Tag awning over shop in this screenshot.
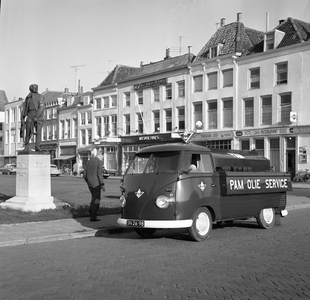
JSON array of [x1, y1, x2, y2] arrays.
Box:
[[52, 155, 75, 160], [78, 144, 95, 154]]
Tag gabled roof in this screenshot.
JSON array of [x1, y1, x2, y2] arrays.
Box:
[[98, 65, 138, 87], [194, 21, 264, 62], [98, 53, 195, 87], [0, 90, 9, 111], [42, 90, 71, 105], [245, 17, 310, 55]]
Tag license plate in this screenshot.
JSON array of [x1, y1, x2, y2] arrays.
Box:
[[126, 220, 145, 227]]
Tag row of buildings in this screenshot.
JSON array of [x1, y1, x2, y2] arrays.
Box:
[[1, 13, 310, 178]]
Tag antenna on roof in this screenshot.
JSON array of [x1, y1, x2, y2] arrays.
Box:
[[70, 65, 85, 93]]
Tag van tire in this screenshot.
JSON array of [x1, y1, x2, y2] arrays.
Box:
[[135, 228, 156, 238], [256, 208, 275, 229], [188, 207, 212, 242]]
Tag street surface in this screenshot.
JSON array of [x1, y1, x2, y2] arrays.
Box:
[[0, 208, 309, 300]]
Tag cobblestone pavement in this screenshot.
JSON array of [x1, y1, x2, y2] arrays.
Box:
[[0, 208, 309, 300]]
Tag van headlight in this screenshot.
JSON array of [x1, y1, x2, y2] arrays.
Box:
[[155, 195, 175, 209], [120, 195, 126, 208]]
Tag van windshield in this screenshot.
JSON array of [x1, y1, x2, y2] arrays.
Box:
[[126, 152, 180, 174]]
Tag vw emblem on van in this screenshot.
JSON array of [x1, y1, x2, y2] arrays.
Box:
[[135, 188, 144, 198], [198, 181, 206, 191]]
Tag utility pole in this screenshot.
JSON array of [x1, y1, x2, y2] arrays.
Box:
[[70, 65, 85, 93]]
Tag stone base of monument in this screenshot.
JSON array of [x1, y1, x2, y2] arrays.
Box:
[[0, 153, 68, 212]]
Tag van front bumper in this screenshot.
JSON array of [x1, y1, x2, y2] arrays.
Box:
[[117, 218, 193, 229]]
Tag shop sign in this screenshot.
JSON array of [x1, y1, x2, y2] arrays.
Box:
[[138, 135, 161, 141], [235, 131, 243, 137], [191, 131, 234, 141], [240, 127, 294, 137], [134, 78, 167, 90]]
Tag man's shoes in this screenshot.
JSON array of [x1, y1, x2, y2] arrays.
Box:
[[90, 218, 101, 222]]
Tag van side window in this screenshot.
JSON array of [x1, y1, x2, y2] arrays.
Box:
[[201, 154, 213, 172]]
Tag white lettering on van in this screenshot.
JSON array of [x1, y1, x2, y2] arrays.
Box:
[[230, 179, 244, 190], [265, 178, 288, 189], [246, 179, 261, 190]]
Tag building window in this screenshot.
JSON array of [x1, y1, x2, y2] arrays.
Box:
[[53, 108, 57, 118], [111, 115, 117, 136], [255, 139, 264, 156], [280, 93, 291, 123], [53, 125, 57, 140], [137, 90, 143, 105], [223, 98, 233, 128], [153, 111, 160, 132], [250, 68, 260, 89], [207, 72, 217, 90], [193, 75, 203, 92], [87, 129, 92, 144], [165, 84, 172, 100], [60, 120, 65, 139], [95, 98, 101, 109], [11, 108, 16, 122], [210, 44, 223, 58], [276, 62, 288, 85], [103, 96, 109, 108], [125, 114, 130, 135], [153, 87, 160, 102], [66, 119, 71, 138], [207, 140, 231, 149], [223, 69, 233, 87], [193, 102, 202, 125], [81, 112, 85, 125], [96, 117, 102, 137], [165, 109, 172, 131], [177, 81, 185, 98], [208, 101, 217, 129], [47, 108, 52, 120], [178, 106, 185, 130], [5, 110, 9, 124], [42, 127, 46, 141], [111, 95, 117, 107], [124, 92, 130, 107], [241, 140, 250, 150], [83, 95, 90, 105], [81, 129, 85, 145], [72, 119, 77, 138], [87, 111, 92, 124], [244, 98, 254, 127], [265, 31, 274, 50], [0, 123, 2, 131], [137, 113, 143, 133], [261, 96, 272, 125], [103, 116, 109, 136]]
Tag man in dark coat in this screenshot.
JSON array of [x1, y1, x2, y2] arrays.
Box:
[[21, 84, 45, 152], [84, 149, 105, 221]]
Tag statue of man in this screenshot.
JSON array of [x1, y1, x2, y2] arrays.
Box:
[[21, 84, 45, 152]]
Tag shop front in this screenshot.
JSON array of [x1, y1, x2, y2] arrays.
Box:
[[190, 131, 235, 149], [233, 126, 310, 179]]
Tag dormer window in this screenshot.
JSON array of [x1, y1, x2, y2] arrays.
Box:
[[264, 29, 285, 51], [210, 43, 223, 58]]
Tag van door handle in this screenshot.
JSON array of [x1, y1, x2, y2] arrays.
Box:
[[211, 184, 216, 187]]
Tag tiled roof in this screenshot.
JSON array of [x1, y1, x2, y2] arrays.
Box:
[[98, 53, 195, 87], [42, 90, 71, 105], [194, 22, 264, 62], [98, 65, 138, 87], [245, 17, 310, 55], [0, 90, 9, 111]]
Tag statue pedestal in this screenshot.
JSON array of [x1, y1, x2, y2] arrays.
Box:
[[0, 153, 57, 212]]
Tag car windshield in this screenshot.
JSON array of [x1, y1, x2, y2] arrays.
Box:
[[126, 151, 180, 174]]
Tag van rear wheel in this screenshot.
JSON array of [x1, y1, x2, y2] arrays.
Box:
[[135, 228, 156, 238], [256, 208, 275, 229], [188, 207, 212, 242]]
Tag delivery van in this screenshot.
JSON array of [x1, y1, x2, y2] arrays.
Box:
[[117, 143, 292, 241]]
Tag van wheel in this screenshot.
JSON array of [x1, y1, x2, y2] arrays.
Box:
[[256, 208, 275, 229], [188, 207, 212, 242], [135, 228, 156, 238]]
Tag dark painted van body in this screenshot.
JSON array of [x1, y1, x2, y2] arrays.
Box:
[[117, 143, 292, 241]]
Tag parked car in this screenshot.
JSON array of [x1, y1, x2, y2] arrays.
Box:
[[50, 164, 61, 176], [0, 163, 17, 175], [79, 166, 110, 179]]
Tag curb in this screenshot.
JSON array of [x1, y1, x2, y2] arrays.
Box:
[[0, 205, 309, 248]]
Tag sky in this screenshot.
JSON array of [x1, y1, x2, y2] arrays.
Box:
[[0, 0, 310, 102]]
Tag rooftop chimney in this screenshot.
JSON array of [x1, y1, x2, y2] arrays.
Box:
[[220, 18, 226, 27], [279, 19, 285, 25], [164, 48, 171, 60], [64, 87, 69, 93], [237, 12, 242, 22], [140, 61, 143, 67]]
